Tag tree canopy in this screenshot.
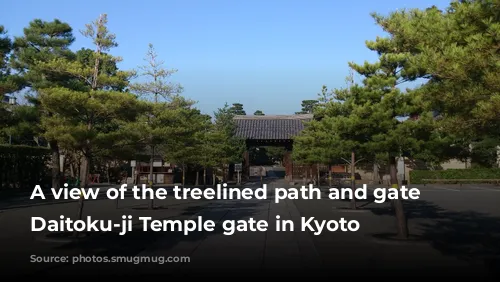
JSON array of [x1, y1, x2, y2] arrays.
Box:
[[2, 0, 498, 194]]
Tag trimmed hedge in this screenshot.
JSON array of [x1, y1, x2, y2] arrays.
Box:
[[0, 145, 51, 190], [410, 168, 500, 184]]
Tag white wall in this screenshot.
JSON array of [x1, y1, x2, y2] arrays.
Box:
[[441, 159, 468, 169]]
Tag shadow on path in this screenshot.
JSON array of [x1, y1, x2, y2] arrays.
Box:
[[369, 199, 500, 278], [31, 199, 264, 275]]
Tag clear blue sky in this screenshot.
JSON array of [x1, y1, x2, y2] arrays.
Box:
[[3, 0, 450, 116]]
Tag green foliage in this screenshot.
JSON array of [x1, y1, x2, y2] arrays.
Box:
[[371, 0, 500, 138], [0, 145, 51, 189], [294, 8, 465, 169], [158, 97, 212, 166], [0, 25, 10, 73], [11, 19, 76, 90], [0, 25, 23, 96], [5, 19, 79, 149], [295, 99, 319, 114], [6, 0, 496, 188], [39, 87, 146, 155], [228, 102, 246, 115], [197, 123, 220, 169], [253, 110, 264, 115], [470, 137, 500, 168], [410, 168, 500, 184], [3, 104, 44, 146], [73, 48, 130, 91], [25, 14, 147, 188], [254, 146, 286, 165], [0, 25, 24, 139], [249, 147, 285, 166], [36, 14, 139, 151], [130, 43, 183, 102], [293, 118, 340, 165], [212, 103, 246, 166]]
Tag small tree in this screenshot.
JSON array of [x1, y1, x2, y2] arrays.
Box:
[[212, 103, 246, 182], [265, 147, 285, 165], [192, 117, 217, 186], [295, 99, 319, 114], [162, 100, 211, 186], [130, 43, 183, 103], [229, 103, 246, 115], [130, 43, 183, 192]]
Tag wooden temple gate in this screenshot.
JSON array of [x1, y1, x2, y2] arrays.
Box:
[[233, 114, 314, 182]]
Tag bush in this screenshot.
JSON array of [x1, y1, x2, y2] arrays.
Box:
[[0, 145, 51, 190], [410, 168, 500, 184]]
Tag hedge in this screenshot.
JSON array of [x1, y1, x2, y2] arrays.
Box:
[[410, 168, 500, 184], [0, 145, 51, 190]]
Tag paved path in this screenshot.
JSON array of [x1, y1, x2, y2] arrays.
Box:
[[0, 183, 252, 210], [0, 179, 499, 278]]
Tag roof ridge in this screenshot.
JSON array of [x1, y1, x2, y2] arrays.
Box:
[[233, 114, 313, 120], [233, 116, 310, 140]]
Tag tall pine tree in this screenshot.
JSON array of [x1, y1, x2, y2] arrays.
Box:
[[371, 0, 500, 164], [314, 42, 451, 239], [36, 14, 142, 189], [10, 19, 76, 188]]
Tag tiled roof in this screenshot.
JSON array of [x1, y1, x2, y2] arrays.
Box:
[[233, 114, 313, 140]]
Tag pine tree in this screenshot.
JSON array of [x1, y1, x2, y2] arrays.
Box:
[[213, 103, 246, 182], [191, 114, 217, 186], [10, 19, 76, 188], [0, 25, 23, 97], [312, 47, 450, 239], [160, 98, 211, 186], [229, 103, 246, 115], [129, 43, 183, 203], [371, 0, 500, 157], [295, 99, 319, 114], [0, 25, 24, 144], [130, 43, 183, 103], [36, 14, 142, 189]]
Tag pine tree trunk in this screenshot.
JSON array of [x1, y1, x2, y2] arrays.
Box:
[[317, 163, 320, 186], [182, 164, 186, 186], [77, 163, 81, 182], [203, 168, 207, 189], [303, 167, 306, 186], [309, 167, 313, 183], [73, 196, 85, 237], [328, 165, 332, 187], [76, 153, 89, 237], [50, 140, 60, 189], [224, 166, 227, 183], [212, 171, 216, 187], [79, 156, 89, 189], [195, 170, 199, 186], [390, 156, 409, 239], [106, 162, 111, 184], [350, 151, 357, 209]]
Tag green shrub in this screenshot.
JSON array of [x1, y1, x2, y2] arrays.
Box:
[[410, 168, 500, 184], [0, 145, 51, 190]]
